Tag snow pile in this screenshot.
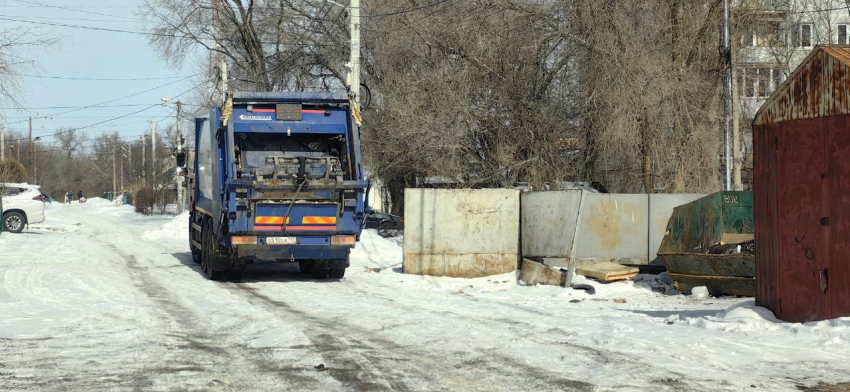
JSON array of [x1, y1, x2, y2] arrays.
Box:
[[143, 211, 189, 241], [716, 301, 781, 324], [691, 286, 710, 300]]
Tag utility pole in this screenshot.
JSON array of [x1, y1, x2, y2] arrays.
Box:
[[221, 61, 228, 103], [141, 135, 146, 186], [1, 126, 5, 161], [150, 117, 157, 187], [726, 1, 742, 191], [723, 0, 732, 191], [112, 143, 117, 202], [349, 0, 361, 105], [121, 145, 129, 193], [176, 101, 184, 215], [28, 117, 33, 182]]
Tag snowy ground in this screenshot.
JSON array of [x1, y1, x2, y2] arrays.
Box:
[[1, 199, 849, 391]]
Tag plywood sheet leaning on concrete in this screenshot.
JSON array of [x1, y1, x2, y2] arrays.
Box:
[[403, 189, 520, 278], [576, 262, 639, 283]]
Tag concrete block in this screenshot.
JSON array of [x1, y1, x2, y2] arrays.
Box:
[[521, 191, 582, 258], [519, 259, 571, 287], [574, 194, 649, 263], [403, 189, 519, 278]]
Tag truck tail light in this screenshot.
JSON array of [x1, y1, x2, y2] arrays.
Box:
[[231, 236, 257, 245], [331, 235, 356, 245]]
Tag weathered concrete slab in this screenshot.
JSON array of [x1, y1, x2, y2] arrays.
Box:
[[574, 194, 649, 264], [521, 191, 582, 258], [403, 189, 519, 278], [519, 259, 570, 287]]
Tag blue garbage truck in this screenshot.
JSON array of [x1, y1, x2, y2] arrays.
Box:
[[189, 92, 368, 280]]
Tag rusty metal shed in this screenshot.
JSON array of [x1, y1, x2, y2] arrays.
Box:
[[753, 45, 850, 322]]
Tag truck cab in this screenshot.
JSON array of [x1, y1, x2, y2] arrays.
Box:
[[190, 92, 367, 280]]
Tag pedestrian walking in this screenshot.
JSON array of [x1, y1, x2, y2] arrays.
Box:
[[66, 190, 73, 204], [77, 191, 83, 202]]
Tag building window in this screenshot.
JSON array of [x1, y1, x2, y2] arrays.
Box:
[[839, 24, 849, 44], [772, 69, 783, 92], [741, 27, 756, 47], [739, 68, 784, 99], [794, 23, 813, 47], [745, 69, 756, 98], [758, 68, 771, 97]]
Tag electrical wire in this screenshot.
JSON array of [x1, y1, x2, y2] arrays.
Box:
[[0, 103, 164, 110], [12, 0, 136, 20], [2, 76, 199, 126], [3, 80, 205, 143], [13, 73, 191, 81], [0, 16, 339, 47]]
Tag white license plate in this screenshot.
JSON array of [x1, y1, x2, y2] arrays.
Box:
[[266, 237, 296, 245]]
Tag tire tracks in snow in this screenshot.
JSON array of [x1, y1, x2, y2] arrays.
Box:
[[231, 283, 597, 392], [97, 240, 323, 391]]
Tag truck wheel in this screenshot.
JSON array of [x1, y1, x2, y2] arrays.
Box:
[[202, 220, 225, 281], [311, 266, 329, 279], [328, 267, 346, 280], [200, 220, 211, 276], [191, 248, 201, 264], [299, 260, 312, 274], [3, 212, 25, 233]]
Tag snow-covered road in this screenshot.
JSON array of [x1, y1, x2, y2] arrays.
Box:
[[1, 199, 849, 391]]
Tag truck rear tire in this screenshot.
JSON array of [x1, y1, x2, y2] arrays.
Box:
[[201, 219, 225, 281], [299, 260, 312, 274], [310, 265, 329, 279], [328, 267, 346, 279]]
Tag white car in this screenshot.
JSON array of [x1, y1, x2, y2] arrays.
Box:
[[1, 183, 46, 233]]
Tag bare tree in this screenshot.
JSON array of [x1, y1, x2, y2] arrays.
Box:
[[574, 0, 725, 193]]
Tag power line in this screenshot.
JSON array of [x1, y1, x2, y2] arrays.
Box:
[[2, 76, 200, 125], [0, 16, 339, 47], [13, 73, 190, 81], [13, 0, 136, 21], [1, 14, 133, 23], [3, 80, 205, 143], [0, 103, 165, 110]]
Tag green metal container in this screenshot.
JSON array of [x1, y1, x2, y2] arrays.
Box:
[[658, 192, 755, 296]]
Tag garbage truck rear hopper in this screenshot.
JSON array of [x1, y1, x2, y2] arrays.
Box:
[[189, 92, 368, 280]]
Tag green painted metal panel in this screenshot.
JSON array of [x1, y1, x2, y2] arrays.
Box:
[[658, 191, 753, 254]]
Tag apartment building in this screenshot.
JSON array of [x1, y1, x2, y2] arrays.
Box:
[[735, 0, 849, 188]]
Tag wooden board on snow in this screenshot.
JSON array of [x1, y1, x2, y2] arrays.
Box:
[[576, 262, 639, 283]]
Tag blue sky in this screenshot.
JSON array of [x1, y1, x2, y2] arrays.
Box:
[[0, 0, 203, 147]]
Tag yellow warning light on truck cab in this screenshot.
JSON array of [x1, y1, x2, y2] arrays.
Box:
[[231, 236, 257, 245], [331, 235, 356, 245]]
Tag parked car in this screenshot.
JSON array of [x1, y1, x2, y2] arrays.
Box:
[[1, 183, 46, 233], [363, 208, 401, 229]]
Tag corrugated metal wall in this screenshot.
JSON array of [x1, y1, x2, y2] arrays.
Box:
[[755, 115, 850, 322], [754, 46, 850, 322], [755, 47, 850, 126]]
